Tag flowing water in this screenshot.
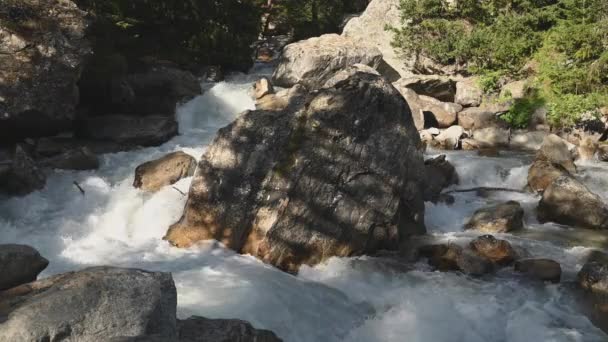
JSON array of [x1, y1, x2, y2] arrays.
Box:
[[1, 67, 608, 342]]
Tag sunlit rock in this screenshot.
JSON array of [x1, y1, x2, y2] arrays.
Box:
[[465, 201, 524, 233], [133, 151, 197, 192]]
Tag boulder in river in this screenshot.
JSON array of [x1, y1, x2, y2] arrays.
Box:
[[423, 154, 459, 202], [0, 145, 46, 196], [469, 235, 517, 265], [420, 243, 493, 276], [272, 34, 383, 90], [165, 66, 426, 272], [527, 159, 570, 193], [514, 258, 561, 283], [578, 262, 608, 296], [537, 176, 608, 229], [0, 267, 177, 341], [133, 151, 197, 192], [0, 0, 90, 142], [75, 115, 178, 147], [0, 244, 48, 291], [537, 134, 577, 174], [465, 201, 524, 233]]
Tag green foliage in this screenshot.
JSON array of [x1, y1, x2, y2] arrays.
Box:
[[501, 92, 546, 128], [393, 0, 608, 127]]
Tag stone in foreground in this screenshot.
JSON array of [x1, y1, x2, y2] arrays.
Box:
[[465, 201, 524, 233], [537, 176, 608, 229], [0, 244, 48, 291], [133, 151, 197, 192], [514, 258, 561, 283], [0, 267, 177, 341], [166, 66, 426, 272], [469, 235, 517, 265]]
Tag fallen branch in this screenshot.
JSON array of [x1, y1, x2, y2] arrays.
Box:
[[443, 187, 527, 195], [73, 181, 85, 196], [172, 186, 186, 196]]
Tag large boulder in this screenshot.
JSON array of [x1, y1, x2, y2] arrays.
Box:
[[418, 95, 461, 128], [0, 0, 90, 142], [537, 176, 608, 229], [75, 115, 178, 147], [133, 151, 197, 192], [465, 201, 524, 233], [455, 77, 483, 107], [537, 134, 577, 174], [342, 0, 410, 77], [0, 244, 48, 291], [0, 267, 177, 341], [527, 159, 570, 193], [165, 66, 426, 272], [418, 243, 493, 276], [395, 75, 457, 102], [392, 82, 425, 130], [423, 154, 459, 202], [272, 34, 383, 90], [457, 107, 499, 131], [472, 127, 510, 148], [0, 145, 46, 196]]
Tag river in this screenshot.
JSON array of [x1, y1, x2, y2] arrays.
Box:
[[1, 66, 607, 342]]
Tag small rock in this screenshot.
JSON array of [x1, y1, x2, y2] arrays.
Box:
[[538, 176, 608, 229], [435, 126, 465, 150], [133, 152, 197, 192], [457, 248, 495, 276], [469, 235, 517, 265], [0, 145, 46, 196], [598, 144, 608, 162], [420, 130, 433, 144], [253, 77, 275, 100], [256, 84, 308, 112], [514, 258, 561, 283], [0, 244, 49, 291], [420, 244, 493, 276], [200, 65, 224, 82], [461, 138, 481, 150], [578, 262, 608, 296], [477, 148, 500, 157], [427, 127, 441, 136], [465, 201, 524, 233], [40, 147, 99, 170]]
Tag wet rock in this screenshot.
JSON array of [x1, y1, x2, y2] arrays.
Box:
[[457, 107, 498, 130], [457, 248, 495, 276], [538, 176, 608, 229], [465, 201, 524, 233], [177, 316, 283, 342], [418, 95, 461, 128], [578, 136, 598, 161], [272, 34, 383, 90], [76, 115, 178, 147], [472, 127, 510, 148], [165, 66, 426, 272], [469, 235, 517, 265], [434, 126, 465, 150], [0, 267, 177, 341], [423, 155, 459, 202], [40, 147, 99, 170], [514, 258, 561, 283], [455, 77, 483, 107], [0, 244, 48, 291], [342, 0, 410, 77], [394, 75, 456, 102], [527, 159, 570, 193], [255, 84, 308, 112], [0, 0, 90, 142], [392, 82, 425, 130], [0, 145, 46, 196], [421, 244, 493, 276], [133, 151, 197, 192], [254, 77, 275, 100], [579, 262, 608, 296], [537, 134, 577, 174], [510, 130, 548, 150]]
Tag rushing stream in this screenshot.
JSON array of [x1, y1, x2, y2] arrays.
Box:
[[1, 66, 608, 342]]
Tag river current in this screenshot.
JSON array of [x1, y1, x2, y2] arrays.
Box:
[[1, 67, 607, 342]]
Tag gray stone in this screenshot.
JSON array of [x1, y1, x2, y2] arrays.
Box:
[[455, 77, 483, 107], [0, 267, 177, 342], [457, 107, 498, 130], [272, 34, 382, 90], [165, 66, 426, 272], [133, 151, 197, 192], [423, 155, 459, 202], [527, 159, 570, 193], [537, 134, 577, 174], [397, 75, 457, 103], [0, 244, 48, 291], [538, 176, 608, 229], [0, 145, 46, 196], [465, 201, 524, 233]]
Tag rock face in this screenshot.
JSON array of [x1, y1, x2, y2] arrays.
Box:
[[469, 235, 517, 265], [465, 201, 524, 233], [272, 34, 382, 90], [0, 267, 177, 341], [419, 243, 493, 276], [514, 258, 561, 283], [165, 67, 426, 272], [537, 176, 608, 229], [0, 145, 46, 196], [423, 154, 459, 202], [76, 115, 178, 147], [133, 151, 197, 192], [0, 244, 48, 291], [177, 316, 282, 342], [0, 0, 90, 141], [342, 0, 410, 77]]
